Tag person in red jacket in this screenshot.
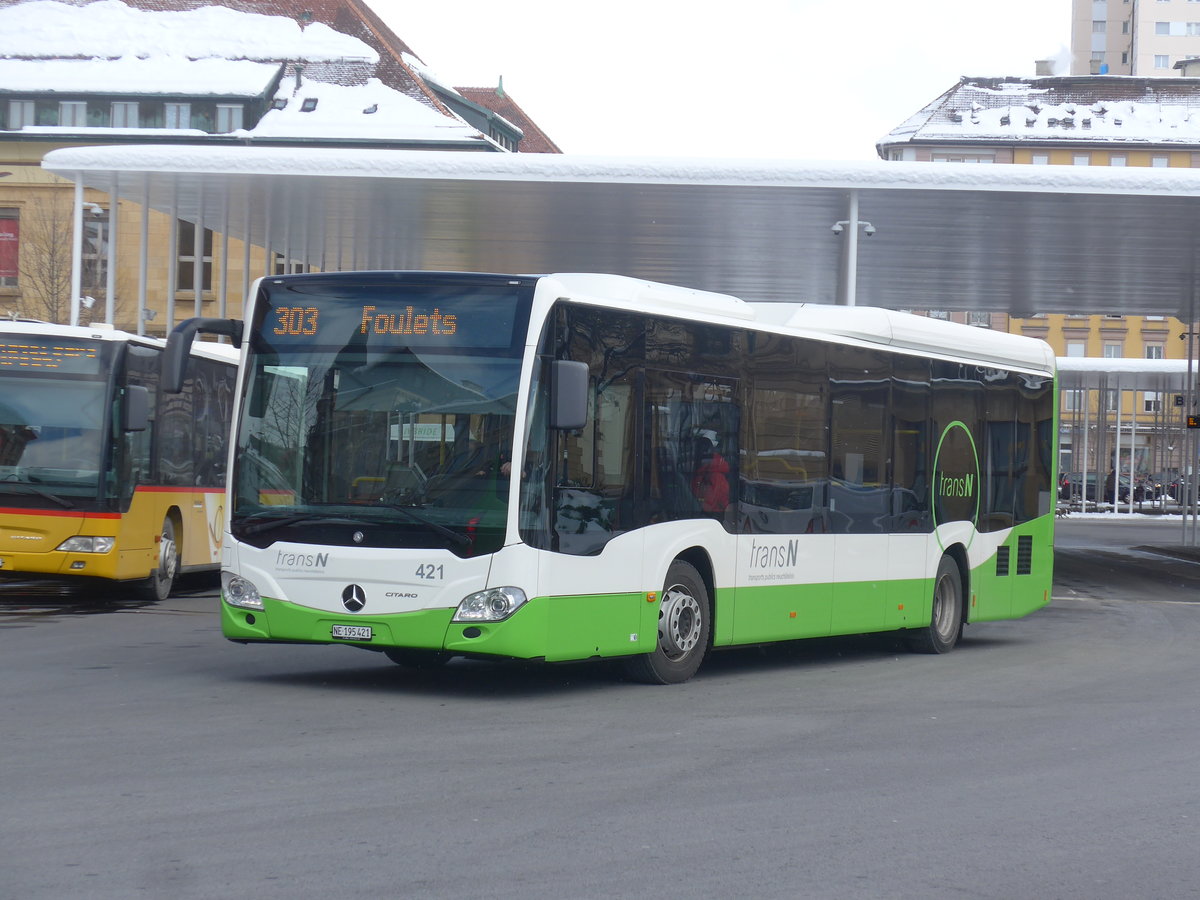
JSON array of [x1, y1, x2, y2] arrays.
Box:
[[691, 431, 730, 515]]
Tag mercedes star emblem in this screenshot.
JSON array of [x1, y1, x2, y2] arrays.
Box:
[[341, 583, 366, 612]]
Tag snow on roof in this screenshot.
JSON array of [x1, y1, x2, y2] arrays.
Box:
[[251, 76, 484, 143], [0, 0, 377, 63], [880, 75, 1200, 148], [0, 56, 281, 97], [41, 145, 1200, 197]]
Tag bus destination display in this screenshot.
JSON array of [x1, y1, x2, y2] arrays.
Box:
[[0, 339, 101, 375]]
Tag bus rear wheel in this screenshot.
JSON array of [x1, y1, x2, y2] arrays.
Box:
[[908, 555, 963, 654], [139, 516, 179, 602], [624, 560, 710, 685]]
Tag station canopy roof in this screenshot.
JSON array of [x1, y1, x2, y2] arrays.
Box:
[[41, 144, 1200, 320]]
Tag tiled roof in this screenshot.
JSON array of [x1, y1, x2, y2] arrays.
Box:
[[456, 84, 561, 154], [880, 75, 1200, 150]]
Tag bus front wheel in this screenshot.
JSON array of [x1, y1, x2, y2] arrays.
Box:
[[624, 560, 710, 685], [140, 516, 179, 602], [908, 555, 963, 654]]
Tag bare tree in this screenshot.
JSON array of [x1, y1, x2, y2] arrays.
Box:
[[15, 193, 118, 325]]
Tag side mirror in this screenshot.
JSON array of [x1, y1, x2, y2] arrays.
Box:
[[122, 384, 149, 432], [549, 360, 588, 430], [163, 317, 242, 394]]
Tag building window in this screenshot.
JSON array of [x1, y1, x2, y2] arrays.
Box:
[[1074, 154, 1090, 166], [164, 102, 191, 129], [1104, 342, 1123, 358], [58, 101, 87, 127], [1156, 21, 1171, 34], [1146, 344, 1165, 359], [968, 311, 991, 327], [1093, 20, 1106, 32], [272, 253, 308, 275], [81, 207, 109, 292], [1110, 154, 1127, 166], [1063, 390, 1084, 412], [1123, 21, 1130, 33], [931, 152, 995, 163], [0, 208, 18, 288], [1145, 392, 1162, 413], [6, 100, 34, 129], [1031, 153, 1050, 165], [1155, 54, 1171, 68], [215, 104, 243, 132], [1067, 341, 1086, 357], [1152, 155, 1170, 167], [176, 219, 212, 293], [111, 101, 138, 128], [1122, 51, 1129, 64], [928, 310, 950, 320], [1189, 22, 1200, 34]]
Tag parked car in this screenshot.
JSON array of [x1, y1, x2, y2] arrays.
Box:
[[1060, 472, 1131, 504]]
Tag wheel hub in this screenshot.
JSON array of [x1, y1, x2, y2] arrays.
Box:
[[659, 584, 702, 660]]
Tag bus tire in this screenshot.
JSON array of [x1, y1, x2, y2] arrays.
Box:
[[384, 648, 450, 669], [624, 560, 710, 685], [140, 516, 179, 602], [908, 555, 963, 654]]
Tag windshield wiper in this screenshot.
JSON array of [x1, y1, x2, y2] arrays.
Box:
[[377, 503, 472, 549], [0, 482, 74, 508], [237, 507, 471, 549], [237, 512, 321, 536]]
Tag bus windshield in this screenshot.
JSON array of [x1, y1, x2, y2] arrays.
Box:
[[233, 276, 533, 556], [0, 336, 113, 508]]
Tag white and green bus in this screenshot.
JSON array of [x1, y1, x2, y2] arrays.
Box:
[[166, 272, 1056, 683]]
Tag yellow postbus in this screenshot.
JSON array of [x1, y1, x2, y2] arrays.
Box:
[[0, 320, 237, 599]]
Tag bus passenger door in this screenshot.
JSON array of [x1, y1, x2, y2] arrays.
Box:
[[828, 346, 890, 635]]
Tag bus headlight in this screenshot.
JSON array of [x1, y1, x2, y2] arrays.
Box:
[[222, 572, 263, 610], [453, 586, 527, 622], [56, 536, 115, 553]]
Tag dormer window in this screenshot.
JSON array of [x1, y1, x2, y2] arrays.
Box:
[[7, 100, 34, 129], [111, 101, 138, 128], [165, 102, 190, 129], [216, 103, 243, 132], [300, 98, 318, 112], [59, 101, 87, 127], [271, 98, 287, 110]]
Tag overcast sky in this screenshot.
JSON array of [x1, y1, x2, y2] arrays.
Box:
[[374, 0, 1073, 160]]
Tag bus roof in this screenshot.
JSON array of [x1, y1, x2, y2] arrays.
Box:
[[543, 273, 1056, 376], [0, 320, 238, 365]]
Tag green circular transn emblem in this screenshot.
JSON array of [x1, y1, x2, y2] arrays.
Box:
[[931, 420, 980, 552]]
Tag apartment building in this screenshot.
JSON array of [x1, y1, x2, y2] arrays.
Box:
[[878, 73, 1200, 479], [1072, 0, 1200, 76]]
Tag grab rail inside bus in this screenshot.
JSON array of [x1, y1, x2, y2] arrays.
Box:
[[163, 318, 243, 394]]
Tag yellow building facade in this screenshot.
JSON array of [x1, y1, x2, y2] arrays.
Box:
[[879, 75, 1200, 480]]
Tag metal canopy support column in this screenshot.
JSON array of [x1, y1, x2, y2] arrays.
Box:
[[1108, 376, 1118, 511], [842, 190, 859, 307], [104, 175, 118, 326], [137, 175, 149, 336], [1128, 385, 1137, 515], [192, 190, 204, 317], [69, 178, 83, 326], [219, 197, 230, 320], [165, 182, 178, 333], [1081, 390, 1091, 514]]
